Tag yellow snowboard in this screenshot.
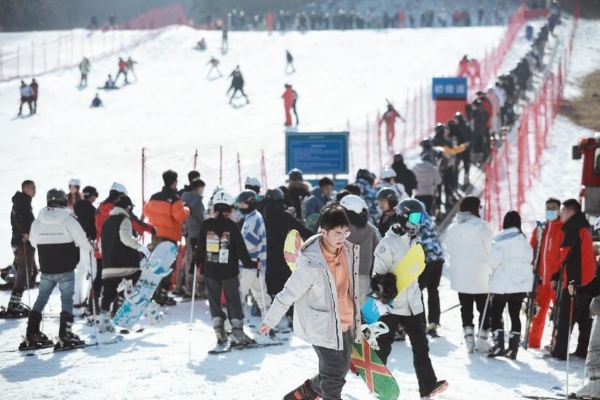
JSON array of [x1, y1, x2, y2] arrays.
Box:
[[284, 229, 304, 271], [393, 243, 426, 299]]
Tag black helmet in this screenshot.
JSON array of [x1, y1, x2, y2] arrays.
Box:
[[265, 187, 284, 201], [393, 153, 404, 163], [82, 186, 98, 199], [356, 168, 374, 185], [376, 188, 399, 207], [420, 137, 432, 149], [46, 188, 67, 207], [434, 123, 446, 135], [288, 168, 303, 182], [395, 199, 426, 236], [115, 195, 134, 211], [237, 189, 258, 205], [454, 112, 465, 123]]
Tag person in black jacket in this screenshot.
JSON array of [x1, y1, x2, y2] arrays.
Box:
[[99, 196, 150, 333], [4, 180, 37, 317], [193, 190, 256, 347], [453, 112, 473, 187], [391, 153, 417, 197], [286, 168, 311, 221], [73, 186, 98, 308]]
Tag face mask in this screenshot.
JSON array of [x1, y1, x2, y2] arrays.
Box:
[[546, 210, 558, 221], [239, 207, 254, 215]]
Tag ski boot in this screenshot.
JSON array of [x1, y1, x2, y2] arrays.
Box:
[[98, 310, 116, 333], [19, 311, 54, 350], [464, 326, 475, 353], [504, 331, 520, 360], [154, 288, 177, 307], [283, 379, 320, 400], [229, 319, 255, 347], [250, 298, 261, 317], [5, 291, 30, 317], [423, 380, 449, 398], [574, 368, 600, 399], [475, 329, 492, 354], [488, 329, 505, 358], [426, 323, 440, 338], [54, 312, 86, 351]]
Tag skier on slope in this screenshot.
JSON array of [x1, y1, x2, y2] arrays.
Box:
[[445, 196, 493, 354], [115, 57, 128, 85], [227, 66, 249, 104], [20, 189, 93, 351], [568, 216, 600, 399], [30, 79, 38, 114], [2, 180, 37, 318], [526, 198, 563, 349], [126, 57, 138, 82], [282, 84, 295, 126], [372, 199, 448, 398], [98, 195, 150, 333], [291, 86, 299, 125], [193, 190, 257, 348], [18, 81, 33, 116], [379, 103, 405, 153], [285, 50, 295, 73], [261, 203, 361, 400], [486, 211, 533, 359], [206, 57, 222, 79], [79, 57, 91, 86], [72, 186, 98, 310]]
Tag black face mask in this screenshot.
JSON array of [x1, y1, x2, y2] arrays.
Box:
[[239, 205, 255, 215]]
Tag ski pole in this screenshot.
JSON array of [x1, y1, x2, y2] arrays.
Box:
[[89, 251, 99, 345], [476, 293, 492, 353], [566, 280, 575, 399], [189, 261, 198, 329], [257, 260, 272, 338]]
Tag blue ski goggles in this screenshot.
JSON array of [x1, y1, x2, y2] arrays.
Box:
[[407, 212, 425, 226]]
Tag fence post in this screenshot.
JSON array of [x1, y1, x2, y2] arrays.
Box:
[[366, 114, 370, 171], [43, 39, 47, 73], [404, 94, 408, 150], [347, 120, 354, 177], [237, 152, 242, 192], [261, 150, 268, 189], [31, 41, 35, 76], [219, 146, 223, 186], [376, 111, 382, 169], [193, 149, 198, 170], [17, 45, 20, 76], [141, 148, 146, 208]]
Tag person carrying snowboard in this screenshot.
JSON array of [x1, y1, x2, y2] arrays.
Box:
[[193, 190, 257, 348], [282, 84, 295, 126], [372, 199, 448, 398], [227, 66, 249, 104], [206, 57, 222, 79], [285, 50, 295, 73], [379, 103, 405, 153], [20, 189, 94, 351], [115, 57, 128, 85], [260, 203, 361, 400], [18, 81, 33, 116], [79, 57, 91, 86], [98, 195, 150, 332]]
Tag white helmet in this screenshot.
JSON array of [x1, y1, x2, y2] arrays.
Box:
[[380, 167, 396, 180], [110, 182, 128, 195], [212, 190, 234, 207], [594, 216, 600, 232], [245, 176, 262, 188], [69, 178, 81, 187], [340, 194, 368, 215]]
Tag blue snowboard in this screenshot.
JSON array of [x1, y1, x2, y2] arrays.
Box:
[[113, 242, 178, 329]]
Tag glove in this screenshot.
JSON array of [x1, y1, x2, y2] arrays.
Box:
[[138, 245, 151, 259]]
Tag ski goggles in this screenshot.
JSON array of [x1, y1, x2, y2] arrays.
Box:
[[407, 212, 425, 226]]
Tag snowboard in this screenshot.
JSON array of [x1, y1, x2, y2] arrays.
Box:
[[392, 242, 426, 298], [283, 229, 304, 271], [351, 336, 400, 400], [113, 242, 177, 329]]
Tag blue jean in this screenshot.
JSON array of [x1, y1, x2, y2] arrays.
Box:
[[32, 271, 75, 315]]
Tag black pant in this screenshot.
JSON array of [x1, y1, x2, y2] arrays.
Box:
[[458, 292, 490, 330], [115, 69, 128, 84], [230, 87, 248, 102], [12, 242, 36, 294], [205, 275, 244, 322], [552, 288, 592, 359], [490, 293, 526, 332], [418, 259, 444, 325], [310, 330, 351, 400], [376, 313, 438, 397], [292, 101, 299, 124], [88, 257, 103, 310], [415, 195, 435, 215], [100, 270, 141, 313]]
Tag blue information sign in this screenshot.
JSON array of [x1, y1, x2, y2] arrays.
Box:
[[431, 77, 468, 100], [286, 132, 349, 175]]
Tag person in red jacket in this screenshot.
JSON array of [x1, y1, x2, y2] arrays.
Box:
[[549, 199, 596, 360], [527, 198, 564, 348], [282, 84, 295, 126], [143, 170, 190, 305], [476, 91, 493, 129], [115, 57, 128, 85], [379, 103, 405, 154], [458, 55, 470, 78]]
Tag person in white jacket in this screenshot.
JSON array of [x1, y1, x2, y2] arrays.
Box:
[[18, 81, 33, 116], [21, 189, 94, 352], [260, 203, 361, 400], [445, 196, 493, 353], [487, 211, 533, 359], [373, 199, 447, 399]]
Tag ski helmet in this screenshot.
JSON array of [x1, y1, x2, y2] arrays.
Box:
[[237, 189, 258, 205], [393, 153, 404, 163], [376, 188, 399, 207], [395, 199, 425, 236], [594, 216, 600, 232], [356, 168, 374, 185], [82, 186, 98, 199], [245, 176, 262, 189], [46, 188, 67, 207], [420, 137, 432, 149], [380, 167, 396, 180], [110, 182, 128, 196], [212, 190, 234, 207], [265, 187, 284, 201], [115, 195, 134, 211], [454, 112, 465, 124], [340, 194, 368, 215], [434, 123, 446, 136], [288, 168, 303, 182], [68, 178, 81, 187]]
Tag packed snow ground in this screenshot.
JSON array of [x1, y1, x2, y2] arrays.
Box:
[[1, 19, 598, 400]]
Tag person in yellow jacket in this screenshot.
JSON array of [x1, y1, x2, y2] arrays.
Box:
[[143, 170, 190, 305]]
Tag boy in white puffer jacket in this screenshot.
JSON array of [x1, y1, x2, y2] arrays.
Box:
[[487, 211, 534, 359]]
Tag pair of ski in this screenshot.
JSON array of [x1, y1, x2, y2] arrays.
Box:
[[515, 386, 593, 399], [9, 335, 125, 356]]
